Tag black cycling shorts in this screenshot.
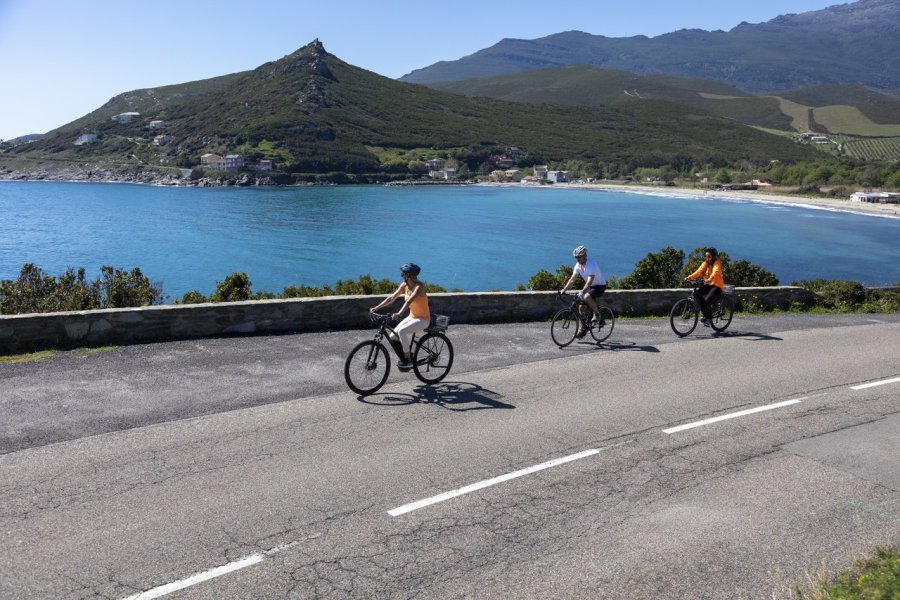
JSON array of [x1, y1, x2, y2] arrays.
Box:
[[585, 284, 607, 299]]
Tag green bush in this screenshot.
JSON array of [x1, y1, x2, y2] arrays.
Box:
[[210, 272, 253, 302], [0, 263, 161, 315], [527, 265, 576, 291], [178, 290, 208, 304], [794, 278, 867, 308], [619, 246, 685, 290]]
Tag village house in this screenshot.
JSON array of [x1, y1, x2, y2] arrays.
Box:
[[152, 134, 172, 146], [257, 159, 274, 171], [111, 112, 140, 123], [224, 155, 245, 171], [424, 158, 445, 171], [533, 165, 549, 180], [73, 133, 97, 146], [547, 170, 569, 183], [200, 153, 226, 170], [149, 120, 166, 130]]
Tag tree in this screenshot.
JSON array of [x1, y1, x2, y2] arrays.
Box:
[[211, 272, 253, 302], [617, 247, 686, 289]]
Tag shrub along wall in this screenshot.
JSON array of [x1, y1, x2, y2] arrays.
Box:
[[0, 287, 816, 353]]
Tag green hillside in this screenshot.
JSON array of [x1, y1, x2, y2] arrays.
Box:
[[4, 41, 817, 179], [429, 66, 900, 160]]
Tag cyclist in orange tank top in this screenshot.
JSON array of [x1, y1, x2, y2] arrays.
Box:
[[370, 262, 431, 371]]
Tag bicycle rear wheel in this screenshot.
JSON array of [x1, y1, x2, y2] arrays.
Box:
[[413, 332, 454, 385], [590, 305, 615, 343], [344, 341, 390, 395], [550, 308, 578, 347], [709, 296, 734, 332], [670, 298, 699, 337]]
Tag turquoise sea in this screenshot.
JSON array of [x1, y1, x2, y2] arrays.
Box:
[[1, 181, 898, 299]]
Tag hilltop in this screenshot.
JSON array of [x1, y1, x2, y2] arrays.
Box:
[[400, 0, 900, 93], [0, 41, 817, 184]]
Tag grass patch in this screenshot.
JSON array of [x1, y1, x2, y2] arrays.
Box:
[[0, 350, 57, 364], [791, 546, 900, 599], [71, 345, 117, 359]]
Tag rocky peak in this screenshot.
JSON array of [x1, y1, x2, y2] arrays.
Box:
[[276, 39, 335, 79]]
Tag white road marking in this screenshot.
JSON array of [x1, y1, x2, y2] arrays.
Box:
[[388, 448, 601, 517], [121, 554, 264, 600], [851, 376, 900, 390], [663, 398, 805, 434], [120, 540, 301, 600]]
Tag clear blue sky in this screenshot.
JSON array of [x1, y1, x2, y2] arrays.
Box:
[[0, 0, 841, 140]]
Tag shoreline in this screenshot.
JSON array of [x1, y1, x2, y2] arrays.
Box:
[[480, 181, 900, 219]]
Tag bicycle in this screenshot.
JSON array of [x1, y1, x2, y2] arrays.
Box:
[[551, 291, 615, 347], [669, 280, 735, 337], [344, 312, 454, 396]]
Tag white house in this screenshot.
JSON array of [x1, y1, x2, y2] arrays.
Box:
[[74, 133, 97, 146], [257, 159, 274, 171], [112, 112, 140, 123], [547, 170, 569, 183], [152, 134, 172, 146], [149, 120, 166, 130], [533, 165, 549, 180], [425, 158, 445, 171], [851, 191, 900, 204]]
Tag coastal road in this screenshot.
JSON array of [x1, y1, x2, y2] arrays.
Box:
[[1, 314, 898, 598]]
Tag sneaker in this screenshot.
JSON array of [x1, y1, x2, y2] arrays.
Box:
[[397, 360, 413, 371], [702, 319, 711, 328], [574, 329, 587, 339]]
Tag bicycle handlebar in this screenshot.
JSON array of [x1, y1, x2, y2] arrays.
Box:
[[369, 311, 395, 322]]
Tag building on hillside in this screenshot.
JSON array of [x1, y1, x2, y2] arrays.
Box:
[[425, 158, 445, 171], [149, 120, 166, 130], [505, 169, 522, 182], [489, 154, 514, 168], [257, 159, 274, 171], [533, 165, 549, 180], [73, 133, 97, 146], [152, 134, 172, 146], [429, 168, 457, 180], [201, 153, 226, 170], [224, 154, 245, 171], [112, 112, 140, 123]]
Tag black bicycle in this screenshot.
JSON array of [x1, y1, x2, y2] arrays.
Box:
[[344, 312, 454, 395], [551, 291, 615, 347], [669, 280, 735, 337]]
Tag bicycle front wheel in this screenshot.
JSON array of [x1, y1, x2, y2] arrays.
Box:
[[709, 296, 734, 332], [344, 341, 390, 395], [670, 298, 699, 337], [590, 305, 616, 343], [413, 332, 454, 385], [550, 308, 579, 347]]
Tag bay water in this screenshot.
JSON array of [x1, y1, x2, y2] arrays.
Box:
[[1, 181, 898, 300]]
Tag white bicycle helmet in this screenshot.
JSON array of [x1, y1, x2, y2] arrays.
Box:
[[573, 245, 588, 257]]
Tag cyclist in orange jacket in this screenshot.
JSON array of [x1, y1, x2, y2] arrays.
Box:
[[686, 247, 724, 326]]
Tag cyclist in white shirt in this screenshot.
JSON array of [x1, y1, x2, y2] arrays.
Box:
[[559, 245, 607, 338]]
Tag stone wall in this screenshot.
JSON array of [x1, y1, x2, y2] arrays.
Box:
[[0, 287, 816, 353]]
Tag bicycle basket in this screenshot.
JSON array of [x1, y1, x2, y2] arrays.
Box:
[[723, 284, 735, 295], [431, 314, 450, 330]]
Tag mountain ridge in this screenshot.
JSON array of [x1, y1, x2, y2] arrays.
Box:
[[400, 0, 900, 92]]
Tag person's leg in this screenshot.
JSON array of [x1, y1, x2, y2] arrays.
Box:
[[703, 286, 723, 320], [587, 285, 607, 320], [394, 317, 429, 363], [697, 285, 716, 321]]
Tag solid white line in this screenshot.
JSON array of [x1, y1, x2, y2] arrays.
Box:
[[663, 398, 805, 434], [851, 376, 900, 390], [121, 553, 264, 600], [388, 448, 601, 517]]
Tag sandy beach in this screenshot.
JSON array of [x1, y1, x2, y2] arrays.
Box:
[[482, 181, 900, 219]]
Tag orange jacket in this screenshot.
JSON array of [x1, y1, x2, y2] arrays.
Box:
[[688, 259, 724, 290]]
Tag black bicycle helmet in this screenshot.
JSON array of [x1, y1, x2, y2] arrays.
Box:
[[573, 245, 588, 257], [400, 262, 421, 276]]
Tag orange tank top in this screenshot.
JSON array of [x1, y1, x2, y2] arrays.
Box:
[[404, 283, 430, 320]]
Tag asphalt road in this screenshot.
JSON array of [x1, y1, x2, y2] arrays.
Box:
[[1, 313, 898, 599]]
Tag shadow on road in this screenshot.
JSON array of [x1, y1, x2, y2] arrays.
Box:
[[557, 340, 660, 353], [358, 381, 514, 411], [713, 330, 784, 341]]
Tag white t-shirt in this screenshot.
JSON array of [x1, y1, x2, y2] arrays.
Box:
[[574, 258, 606, 286]]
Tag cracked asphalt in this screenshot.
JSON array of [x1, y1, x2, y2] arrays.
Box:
[[1, 313, 898, 599]]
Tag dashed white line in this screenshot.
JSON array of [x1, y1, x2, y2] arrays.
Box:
[[851, 376, 900, 390], [388, 448, 601, 516], [663, 398, 805, 434], [120, 554, 264, 600]]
